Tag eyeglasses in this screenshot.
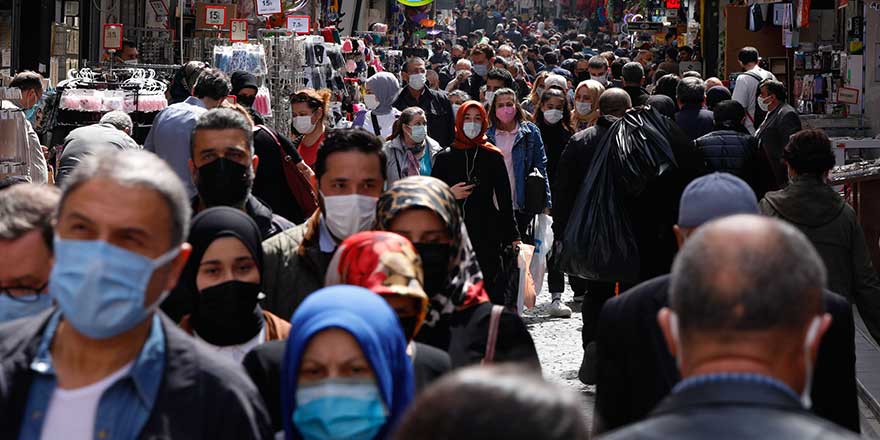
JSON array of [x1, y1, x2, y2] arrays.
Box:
[[1, 282, 48, 302]]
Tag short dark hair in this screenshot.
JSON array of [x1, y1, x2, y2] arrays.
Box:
[[487, 68, 514, 88], [712, 100, 746, 128], [621, 61, 645, 84], [671, 216, 826, 336], [9, 71, 43, 93], [679, 45, 694, 56], [191, 108, 254, 156], [543, 52, 559, 66], [192, 68, 231, 101], [760, 79, 787, 102], [665, 47, 679, 61], [610, 57, 629, 78], [783, 129, 836, 176], [471, 43, 495, 59], [588, 55, 608, 70], [393, 365, 588, 440], [0, 183, 60, 250], [738, 47, 759, 65], [315, 128, 387, 182], [676, 77, 705, 106]]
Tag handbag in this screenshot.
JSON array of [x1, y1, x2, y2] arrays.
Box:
[[481, 305, 505, 365], [256, 125, 318, 217]]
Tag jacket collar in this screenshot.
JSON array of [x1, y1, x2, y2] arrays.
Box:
[[653, 375, 806, 417]]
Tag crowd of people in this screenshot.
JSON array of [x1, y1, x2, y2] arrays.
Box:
[[1, 11, 879, 440]]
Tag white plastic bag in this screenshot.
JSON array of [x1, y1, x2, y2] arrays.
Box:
[[529, 214, 554, 295], [516, 244, 536, 315]]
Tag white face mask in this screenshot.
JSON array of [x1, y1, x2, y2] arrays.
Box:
[[576, 101, 592, 115], [408, 73, 426, 90], [757, 96, 772, 112], [293, 115, 317, 134], [591, 74, 607, 85], [463, 121, 482, 139], [543, 109, 564, 124], [364, 94, 380, 110], [452, 104, 461, 115], [321, 193, 379, 240], [801, 316, 822, 409], [409, 125, 428, 143], [484, 91, 495, 106]]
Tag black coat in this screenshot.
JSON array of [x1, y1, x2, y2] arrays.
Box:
[[594, 275, 859, 434], [622, 86, 650, 107], [674, 105, 715, 141], [393, 87, 456, 148], [0, 309, 272, 439], [756, 103, 802, 192], [600, 380, 860, 440]]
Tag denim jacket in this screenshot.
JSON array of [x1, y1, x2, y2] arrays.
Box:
[[486, 121, 552, 211]]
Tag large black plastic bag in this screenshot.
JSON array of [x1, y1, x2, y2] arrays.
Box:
[[559, 107, 677, 283]]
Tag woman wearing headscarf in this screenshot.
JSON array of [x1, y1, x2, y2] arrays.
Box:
[[383, 107, 443, 185], [376, 176, 540, 369], [431, 101, 520, 297], [354, 72, 402, 139], [706, 85, 732, 111], [571, 79, 605, 131], [170, 207, 290, 362], [326, 231, 452, 391], [281, 286, 414, 440]]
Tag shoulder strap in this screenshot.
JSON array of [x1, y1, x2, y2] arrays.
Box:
[[482, 305, 505, 365], [370, 112, 381, 136]]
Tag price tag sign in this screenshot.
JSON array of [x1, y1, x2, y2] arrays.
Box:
[[286, 15, 310, 34], [837, 87, 860, 104], [205, 6, 227, 26], [102, 24, 123, 50], [64, 1, 79, 16], [255, 0, 282, 15], [230, 19, 248, 42]]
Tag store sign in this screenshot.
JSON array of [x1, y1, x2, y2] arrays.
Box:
[[286, 15, 310, 34], [666, 0, 680, 8], [102, 24, 123, 50], [205, 5, 227, 26], [64, 1, 79, 16], [629, 21, 664, 32], [255, 0, 282, 15], [230, 19, 248, 42], [837, 87, 860, 104]]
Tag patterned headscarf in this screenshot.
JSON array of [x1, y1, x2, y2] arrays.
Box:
[[376, 176, 489, 327], [325, 231, 429, 338]]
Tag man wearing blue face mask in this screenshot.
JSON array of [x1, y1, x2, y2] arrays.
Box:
[[261, 129, 387, 320], [3, 71, 48, 184], [0, 150, 272, 440], [0, 183, 59, 323]]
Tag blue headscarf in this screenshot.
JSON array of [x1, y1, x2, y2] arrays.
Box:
[[281, 286, 415, 440]]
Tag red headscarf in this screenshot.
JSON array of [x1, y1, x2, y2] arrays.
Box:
[[452, 100, 502, 154]]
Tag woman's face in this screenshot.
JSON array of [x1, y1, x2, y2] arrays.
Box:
[[575, 87, 592, 104], [292, 102, 320, 122], [195, 236, 260, 292], [463, 107, 483, 125], [541, 96, 564, 112], [495, 94, 516, 109], [388, 208, 451, 245], [299, 328, 374, 384]]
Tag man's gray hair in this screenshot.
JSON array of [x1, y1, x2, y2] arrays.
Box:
[[670, 215, 826, 336], [191, 108, 255, 155], [676, 77, 706, 106], [59, 150, 191, 248], [100, 110, 133, 132], [455, 59, 473, 70], [598, 88, 632, 117], [0, 184, 61, 248]]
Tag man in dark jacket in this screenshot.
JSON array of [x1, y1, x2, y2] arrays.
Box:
[[394, 57, 456, 148], [761, 129, 880, 347], [621, 62, 650, 107], [0, 150, 271, 439], [600, 215, 859, 440], [595, 173, 860, 435], [674, 77, 714, 141], [755, 79, 802, 194], [694, 100, 759, 187]]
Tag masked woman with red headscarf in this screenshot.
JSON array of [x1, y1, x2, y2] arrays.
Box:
[[431, 100, 521, 298]]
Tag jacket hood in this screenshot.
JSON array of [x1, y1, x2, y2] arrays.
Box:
[[763, 176, 845, 227], [365, 72, 400, 115]]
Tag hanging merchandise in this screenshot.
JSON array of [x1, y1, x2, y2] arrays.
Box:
[[254, 86, 273, 117], [0, 89, 33, 181], [213, 43, 269, 76], [747, 3, 764, 32]]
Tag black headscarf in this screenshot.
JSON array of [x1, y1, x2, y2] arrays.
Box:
[[171, 207, 265, 345], [646, 95, 676, 119], [706, 86, 732, 111]]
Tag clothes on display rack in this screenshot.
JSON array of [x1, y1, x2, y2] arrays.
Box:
[[213, 43, 268, 76]]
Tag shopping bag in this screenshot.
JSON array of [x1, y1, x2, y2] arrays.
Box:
[[516, 244, 536, 315], [529, 214, 554, 294]]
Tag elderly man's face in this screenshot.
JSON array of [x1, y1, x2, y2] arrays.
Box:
[[55, 178, 188, 310]]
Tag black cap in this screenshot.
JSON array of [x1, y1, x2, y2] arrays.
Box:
[[230, 71, 259, 95]]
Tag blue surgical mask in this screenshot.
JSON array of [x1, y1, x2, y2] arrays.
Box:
[[472, 63, 489, 77], [0, 292, 53, 323], [24, 106, 37, 124], [49, 237, 180, 339], [293, 378, 388, 440]]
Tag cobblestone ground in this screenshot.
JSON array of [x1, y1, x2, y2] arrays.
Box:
[[522, 279, 595, 428]]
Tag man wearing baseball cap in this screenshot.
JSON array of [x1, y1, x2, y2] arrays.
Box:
[[592, 173, 858, 435]]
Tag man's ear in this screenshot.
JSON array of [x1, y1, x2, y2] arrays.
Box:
[[162, 243, 192, 292], [657, 307, 678, 358], [252, 154, 260, 173]]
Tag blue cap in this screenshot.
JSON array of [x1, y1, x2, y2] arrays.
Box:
[[678, 173, 759, 228]]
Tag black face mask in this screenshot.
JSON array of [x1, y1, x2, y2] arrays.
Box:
[[191, 280, 264, 346], [414, 243, 452, 295], [237, 95, 256, 107], [398, 315, 420, 341], [577, 72, 590, 83], [196, 157, 252, 208]]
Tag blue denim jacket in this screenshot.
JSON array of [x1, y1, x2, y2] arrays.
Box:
[[487, 121, 552, 211], [18, 311, 166, 440]]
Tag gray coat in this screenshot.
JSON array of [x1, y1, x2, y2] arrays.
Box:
[[383, 135, 443, 185]]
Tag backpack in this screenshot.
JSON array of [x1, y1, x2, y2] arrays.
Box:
[[740, 71, 769, 128]]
